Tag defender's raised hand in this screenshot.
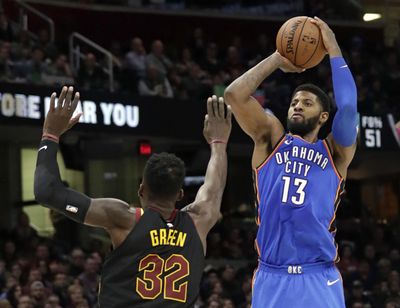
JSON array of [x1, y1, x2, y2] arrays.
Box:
[[43, 86, 82, 138], [310, 17, 342, 57], [203, 95, 232, 145]]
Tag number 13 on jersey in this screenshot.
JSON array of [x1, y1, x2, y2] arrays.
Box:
[[281, 176, 308, 205]]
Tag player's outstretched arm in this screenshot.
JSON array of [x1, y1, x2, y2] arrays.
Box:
[[224, 52, 303, 167], [311, 17, 358, 178], [183, 96, 231, 253], [34, 86, 135, 247]]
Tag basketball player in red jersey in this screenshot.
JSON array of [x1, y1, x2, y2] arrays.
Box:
[[34, 86, 231, 307]]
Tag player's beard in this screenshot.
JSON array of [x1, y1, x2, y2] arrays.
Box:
[[287, 114, 320, 136]]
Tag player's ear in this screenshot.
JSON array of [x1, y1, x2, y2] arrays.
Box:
[[138, 184, 144, 198], [177, 189, 184, 201], [319, 111, 329, 125]]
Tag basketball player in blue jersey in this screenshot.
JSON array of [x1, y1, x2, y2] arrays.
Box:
[[224, 17, 357, 308]]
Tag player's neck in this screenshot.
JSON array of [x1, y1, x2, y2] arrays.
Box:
[[145, 200, 177, 219], [289, 131, 319, 143]]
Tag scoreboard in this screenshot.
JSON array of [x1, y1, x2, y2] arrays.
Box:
[[358, 114, 400, 150]]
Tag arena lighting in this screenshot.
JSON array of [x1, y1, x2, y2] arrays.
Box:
[[363, 13, 382, 22], [138, 141, 152, 156]]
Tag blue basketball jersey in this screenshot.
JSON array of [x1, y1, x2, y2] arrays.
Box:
[[254, 134, 344, 265]]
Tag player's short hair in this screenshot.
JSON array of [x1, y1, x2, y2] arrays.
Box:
[[292, 83, 331, 113], [143, 153, 185, 199]]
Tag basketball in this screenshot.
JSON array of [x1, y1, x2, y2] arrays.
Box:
[[276, 16, 327, 69]]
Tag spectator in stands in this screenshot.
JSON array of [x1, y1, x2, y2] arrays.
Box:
[[78, 258, 99, 306], [0, 260, 5, 293], [138, 63, 173, 97], [37, 28, 57, 60], [0, 11, 15, 42], [208, 299, 221, 308], [389, 249, 400, 272], [67, 283, 88, 307], [5, 284, 21, 307], [200, 42, 221, 75], [182, 62, 212, 99], [52, 273, 70, 306], [222, 227, 244, 259], [25, 268, 42, 292], [0, 299, 11, 308], [248, 33, 273, 67], [222, 298, 235, 308], [1, 241, 17, 266], [350, 260, 375, 291], [206, 232, 223, 259], [338, 244, 358, 274], [18, 47, 49, 84], [238, 275, 253, 307], [187, 27, 206, 62], [29, 281, 46, 308], [146, 39, 173, 78], [220, 265, 241, 304], [109, 40, 124, 67], [76, 53, 107, 91], [377, 258, 393, 283], [69, 248, 86, 277], [11, 212, 39, 252], [364, 244, 377, 267], [346, 280, 372, 306], [44, 294, 61, 308], [175, 47, 194, 75], [211, 72, 227, 98], [10, 30, 33, 62], [10, 263, 22, 285], [0, 42, 13, 81], [35, 243, 50, 264], [168, 68, 187, 100], [223, 46, 245, 76], [47, 54, 73, 78], [124, 37, 146, 78], [17, 295, 33, 308], [385, 298, 400, 307]]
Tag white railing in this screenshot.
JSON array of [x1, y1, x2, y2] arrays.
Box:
[[69, 32, 115, 92], [16, 0, 55, 42]]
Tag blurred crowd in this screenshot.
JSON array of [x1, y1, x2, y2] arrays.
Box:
[[0, 207, 400, 307], [1, 8, 399, 120], [1, 6, 400, 306], [63, 0, 362, 20]]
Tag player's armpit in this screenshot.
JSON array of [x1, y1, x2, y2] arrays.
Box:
[[85, 199, 137, 249], [182, 200, 222, 255], [182, 199, 222, 228], [85, 198, 135, 230], [224, 94, 284, 144], [326, 134, 357, 178]]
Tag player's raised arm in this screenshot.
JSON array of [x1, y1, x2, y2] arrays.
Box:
[[224, 52, 303, 166], [183, 96, 231, 251], [34, 86, 136, 248], [311, 17, 358, 178]]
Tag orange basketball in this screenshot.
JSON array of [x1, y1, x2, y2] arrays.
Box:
[[276, 16, 326, 69]]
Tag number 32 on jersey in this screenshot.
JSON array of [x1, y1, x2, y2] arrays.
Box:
[[136, 254, 189, 303]]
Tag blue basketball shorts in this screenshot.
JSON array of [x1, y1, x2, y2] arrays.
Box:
[[252, 260, 345, 308]]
